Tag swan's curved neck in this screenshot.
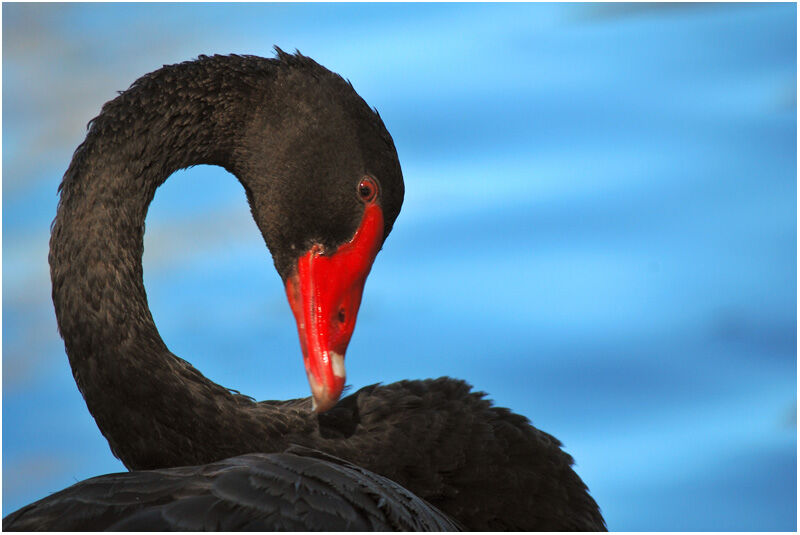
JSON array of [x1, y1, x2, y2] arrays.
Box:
[[49, 58, 303, 470]]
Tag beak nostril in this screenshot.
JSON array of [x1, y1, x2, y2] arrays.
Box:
[[337, 308, 346, 324]]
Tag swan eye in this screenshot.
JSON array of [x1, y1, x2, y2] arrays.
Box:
[[357, 177, 378, 203]]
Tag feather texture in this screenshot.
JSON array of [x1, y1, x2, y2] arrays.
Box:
[[5, 447, 461, 531]]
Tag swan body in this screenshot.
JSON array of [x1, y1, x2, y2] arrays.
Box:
[[4, 445, 460, 531], [4, 50, 605, 531]]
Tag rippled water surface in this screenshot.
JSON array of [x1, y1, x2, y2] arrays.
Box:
[[3, 3, 796, 530]]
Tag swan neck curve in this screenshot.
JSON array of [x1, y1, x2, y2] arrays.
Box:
[[48, 56, 302, 470]]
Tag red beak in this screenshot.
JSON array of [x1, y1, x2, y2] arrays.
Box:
[[285, 203, 384, 412]]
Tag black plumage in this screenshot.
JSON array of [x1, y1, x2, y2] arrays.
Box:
[[4, 446, 460, 531], [4, 50, 605, 531]]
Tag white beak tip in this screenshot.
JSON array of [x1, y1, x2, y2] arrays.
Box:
[[331, 351, 346, 379]]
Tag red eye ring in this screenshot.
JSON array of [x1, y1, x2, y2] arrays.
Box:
[[357, 176, 378, 203]]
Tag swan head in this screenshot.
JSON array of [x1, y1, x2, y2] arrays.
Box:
[[237, 52, 404, 412]]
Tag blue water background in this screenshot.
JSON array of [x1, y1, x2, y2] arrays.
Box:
[[2, 3, 796, 530]]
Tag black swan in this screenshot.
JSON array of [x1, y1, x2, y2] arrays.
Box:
[[3, 50, 605, 531]]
